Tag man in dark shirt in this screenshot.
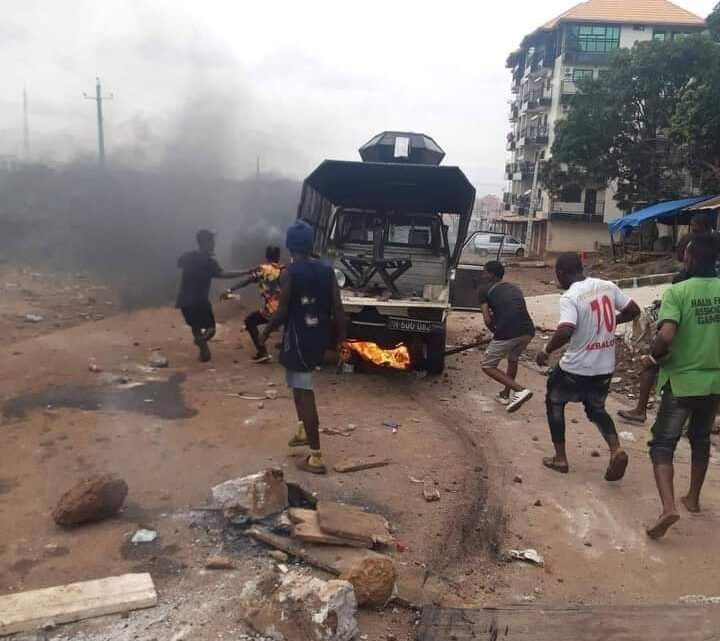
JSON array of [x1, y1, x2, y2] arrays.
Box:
[[479, 261, 535, 413], [176, 229, 245, 362]]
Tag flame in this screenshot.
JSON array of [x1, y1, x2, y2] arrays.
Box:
[[342, 340, 411, 370]]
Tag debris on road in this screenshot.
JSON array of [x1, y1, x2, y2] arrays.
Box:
[[317, 501, 393, 547], [334, 458, 391, 473], [52, 474, 128, 527], [268, 550, 289, 563], [339, 557, 396, 607], [149, 351, 169, 368], [591, 450, 601, 458], [88, 360, 103, 373], [423, 479, 441, 502], [321, 426, 356, 437], [131, 529, 158, 544], [240, 569, 358, 641], [0, 573, 157, 636], [211, 468, 289, 520], [205, 554, 235, 570], [289, 507, 371, 548], [679, 594, 720, 605], [513, 475, 523, 484], [508, 548, 545, 567], [23, 314, 43, 323], [619, 431, 636, 443]]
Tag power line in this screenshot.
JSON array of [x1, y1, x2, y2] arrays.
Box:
[[83, 77, 113, 165]]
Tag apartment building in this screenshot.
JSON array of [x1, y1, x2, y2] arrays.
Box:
[[503, 0, 705, 256]]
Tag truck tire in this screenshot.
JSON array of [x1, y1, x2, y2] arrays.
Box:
[[425, 328, 447, 375]]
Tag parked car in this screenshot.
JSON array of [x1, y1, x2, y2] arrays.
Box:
[[473, 233, 525, 257]]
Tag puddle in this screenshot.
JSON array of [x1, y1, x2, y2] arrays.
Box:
[[3, 373, 196, 420]]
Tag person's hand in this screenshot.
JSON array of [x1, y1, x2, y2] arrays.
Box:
[[640, 354, 657, 369], [536, 350, 549, 368]]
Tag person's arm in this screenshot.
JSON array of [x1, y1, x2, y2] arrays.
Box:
[[536, 295, 576, 367], [649, 287, 681, 362], [217, 269, 252, 279], [258, 270, 291, 343], [480, 303, 496, 333], [332, 275, 347, 346], [612, 284, 641, 324]]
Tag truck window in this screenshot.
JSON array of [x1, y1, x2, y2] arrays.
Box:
[[490, 235, 503, 243]]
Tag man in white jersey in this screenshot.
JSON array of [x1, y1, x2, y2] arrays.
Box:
[[536, 253, 640, 480]]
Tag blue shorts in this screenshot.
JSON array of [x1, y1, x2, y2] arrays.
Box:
[[286, 369, 313, 391]]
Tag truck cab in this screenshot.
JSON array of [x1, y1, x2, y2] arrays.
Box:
[[296, 132, 475, 374]]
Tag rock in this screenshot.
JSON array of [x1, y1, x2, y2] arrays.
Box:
[[513, 475, 523, 484], [339, 557, 396, 607], [242, 570, 358, 641], [52, 474, 128, 527], [205, 554, 235, 570], [149, 352, 169, 368], [88, 361, 103, 373], [211, 468, 289, 519], [590, 450, 601, 458], [131, 529, 158, 544], [24, 314, 43, 323], [422, 479, 440, 502], [534, 500, 542, 507], [269, 550, 289, 563], [532, 436, 539, 442]]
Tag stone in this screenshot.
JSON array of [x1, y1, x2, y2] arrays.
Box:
[[52, 475, 128, 527], [241, 570, 358, 641], [591, 450, 601, 458], [131, 529, 158, 544], [149, 352, 169, 368], [534, 500, 542, 507], [211, 468, 289, 519], [269, 550, 289, 563], [88, 361, 103, 373], [339, 557, 396, 607], [205, 554, 235, 570], [513, 475, 523, 484]]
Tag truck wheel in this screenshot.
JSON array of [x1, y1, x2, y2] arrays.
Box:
[[425, 329, 447, 375]]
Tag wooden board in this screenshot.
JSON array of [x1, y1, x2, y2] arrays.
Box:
[[333, 458, 391, 473], [247, 526, 387, 575], [417, 605, 720, 641], [316, 501, 392, 546], [291, 508, 370, 548], [0, 573, 157, 636]]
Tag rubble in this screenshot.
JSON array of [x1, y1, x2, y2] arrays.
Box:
[[339, 557, 396, 607], [211, 468, 289, 519], [334, 458, 391, 473], [52, 475, 128, 527], [205, 554, 235, 570], [508, 548, 544, 567], [241, 570, 358, 641], [23, 314, 43, 323], [269, 550, 289, 563], [131, 529, 158, 544], [149, 351, 169, 368]]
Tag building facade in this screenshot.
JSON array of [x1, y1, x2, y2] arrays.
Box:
[[503, 0, 705, 256]]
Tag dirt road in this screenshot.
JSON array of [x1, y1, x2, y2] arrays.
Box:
[[2, 280, 720, 640]]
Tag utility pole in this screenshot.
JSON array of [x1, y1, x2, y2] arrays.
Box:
[[84, 77, 113, 165], [22, 87, 30, 159]]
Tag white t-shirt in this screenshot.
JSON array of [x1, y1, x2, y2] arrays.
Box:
[[557, 277, 633, 376]]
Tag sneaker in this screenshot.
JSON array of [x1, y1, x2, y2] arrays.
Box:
[[495, 393, 511, 406], [197, 341, 212, 363], [507, 389, 533, 413], [252, 353, 271, 364]]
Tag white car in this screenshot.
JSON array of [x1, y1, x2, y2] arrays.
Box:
[[473, 233, 526, 258]]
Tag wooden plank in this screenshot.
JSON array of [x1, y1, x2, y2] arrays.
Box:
[[291, 508, 371, 548], [247, 526, 387, 575], [316, 501, 393, 546], [333, 458, 391, 473], [0, 573, 157, 636], [417, 605, 720, 641]]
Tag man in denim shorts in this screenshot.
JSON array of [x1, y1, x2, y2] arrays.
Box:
[[646, 235, 720, 539]]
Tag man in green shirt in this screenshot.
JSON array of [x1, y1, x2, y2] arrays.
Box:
[[646, 235, 720, 539]]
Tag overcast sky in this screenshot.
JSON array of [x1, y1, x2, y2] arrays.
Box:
[[2, 0, 716, 194]]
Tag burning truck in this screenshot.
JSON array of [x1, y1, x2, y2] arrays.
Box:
[[297, 132, 476, 374]]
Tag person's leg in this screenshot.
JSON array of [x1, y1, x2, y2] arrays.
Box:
[[582, 375, 627, 480], [245, 311, 268, 358], [647, 387, 691, 539], [544, 369, 570, 472], [503, 360, 519, 399], [287, 370, 325, 473], [618, 364, 658, 423], [482, 340, 524, 393], [682, 397, 720, 513]]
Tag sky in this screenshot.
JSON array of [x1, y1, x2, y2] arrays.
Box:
[[2, 0, 717, 195]]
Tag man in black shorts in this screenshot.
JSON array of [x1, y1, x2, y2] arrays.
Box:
[[478, 261, 535, 412], [175, 229, 245, 362]]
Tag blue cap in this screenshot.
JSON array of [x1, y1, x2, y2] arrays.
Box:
[[286, 220, 314, 254]]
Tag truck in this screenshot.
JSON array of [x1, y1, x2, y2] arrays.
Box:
[[296, 131, 476, 374]]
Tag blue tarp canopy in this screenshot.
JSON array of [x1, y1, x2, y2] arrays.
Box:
[[608, 196, 715, 235]]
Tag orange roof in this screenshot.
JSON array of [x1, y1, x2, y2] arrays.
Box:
[[541, 0, 705, 29]]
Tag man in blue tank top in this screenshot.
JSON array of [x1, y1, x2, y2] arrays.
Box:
[[259, 220, 346, 474]]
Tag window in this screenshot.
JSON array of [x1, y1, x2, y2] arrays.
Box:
[[672, 32, 690, 41], [490, 235, 504, 244], [653, 30, 666, 42], [568, 24, 620, 53], [560, 185, 582, 203], [572, 68, 594, 82]]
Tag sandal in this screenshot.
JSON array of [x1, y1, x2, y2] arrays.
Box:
[[288, 436, 310, 447], [605, 451, 629, 482], [618, 410, 646, 424], [542, 457, 569, 474], [296, 455, 327, 475]]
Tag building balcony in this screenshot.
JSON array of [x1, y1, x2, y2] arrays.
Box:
[[564, 50, 611, 66], [519, 126, 549, 147], [550, 199, 606, 223]]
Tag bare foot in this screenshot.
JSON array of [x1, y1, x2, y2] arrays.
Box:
[[681, 495, 701, 513], [542, 456, 569, 474], [646, 511, 680, 539]]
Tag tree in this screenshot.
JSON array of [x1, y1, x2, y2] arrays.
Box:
[[707, 2, 720, 41], [543, 35, 716, 211]]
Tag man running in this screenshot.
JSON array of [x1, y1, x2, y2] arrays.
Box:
[[259, 220, 346, 474], [222, 246, 283, 363], [646, 235, 720, 539], [478, 261, 535, 412], [536, 253, 640, 480], [176, 229, 246, 362]]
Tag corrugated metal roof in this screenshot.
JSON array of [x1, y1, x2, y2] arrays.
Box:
[[541, 0, 705, 29]]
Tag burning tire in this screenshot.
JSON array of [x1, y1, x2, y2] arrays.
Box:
[[425, 327, 447, 375]]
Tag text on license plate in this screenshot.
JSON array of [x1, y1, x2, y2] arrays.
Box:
[[387, 317, 436, 333]]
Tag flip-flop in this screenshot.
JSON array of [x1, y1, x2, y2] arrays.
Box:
[[605, 451, 629, 482], [617, 410, 646, 424], [646, 512, 680, 540], [296, 456, 327, 475], [288, 436, 310, 447], [542, 457, 569, 474]]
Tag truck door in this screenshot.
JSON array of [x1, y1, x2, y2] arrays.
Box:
[[450, 231, 501, 311]]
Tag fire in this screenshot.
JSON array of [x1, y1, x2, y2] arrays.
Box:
[[342, 340, 411, 370]]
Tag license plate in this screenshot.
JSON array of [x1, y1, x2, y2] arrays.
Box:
[[387, 317, 436, 333]]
